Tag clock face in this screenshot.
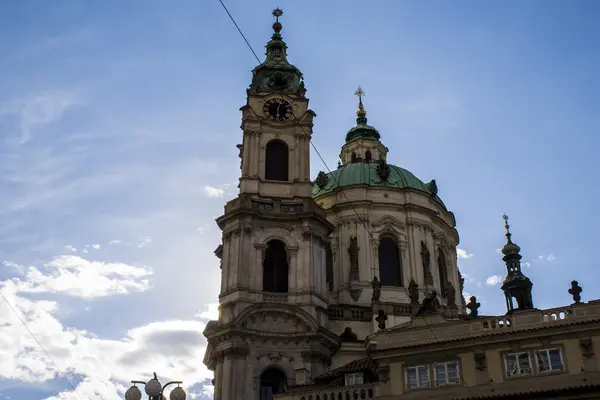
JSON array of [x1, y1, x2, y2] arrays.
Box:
[[263, 98, 293, 122]]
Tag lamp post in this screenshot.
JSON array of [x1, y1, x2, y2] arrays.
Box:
[[125, 373, 187, 400]]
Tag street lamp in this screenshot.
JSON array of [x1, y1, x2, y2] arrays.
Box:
[[125, 373, 187, 400]]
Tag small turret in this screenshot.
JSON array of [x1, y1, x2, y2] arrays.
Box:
[[500, 214, 534, 313], [340, 87, 388, 164]]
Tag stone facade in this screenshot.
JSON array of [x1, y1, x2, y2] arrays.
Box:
[[318, 184, 462, 340], [202, 9, 598, 400]]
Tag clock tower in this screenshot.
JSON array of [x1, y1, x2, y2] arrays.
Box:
[[203, 9, 339, 400]]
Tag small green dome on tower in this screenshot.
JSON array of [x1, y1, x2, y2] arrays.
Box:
[[313, 87, 444, 207], [345, 86, 381, 143]]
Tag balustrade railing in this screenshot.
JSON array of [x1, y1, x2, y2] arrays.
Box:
[[274, 383, 377, 400]]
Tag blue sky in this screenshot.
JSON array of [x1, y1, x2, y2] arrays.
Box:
[[1, 1, 599, 399]]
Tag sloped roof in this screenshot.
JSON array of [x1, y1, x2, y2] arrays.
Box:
[[315, 357, 377, 383]]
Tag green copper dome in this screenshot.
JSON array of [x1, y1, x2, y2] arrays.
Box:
[[345, 94, 380, 143], [312, 162, 445, 207]]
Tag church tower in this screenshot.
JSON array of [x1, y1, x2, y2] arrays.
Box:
[[203, 9, 339, 400], [500, 214, 534, 313]]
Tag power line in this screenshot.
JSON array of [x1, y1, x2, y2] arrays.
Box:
[[217, 0, 261, 64], [0, 289, 84, 400]]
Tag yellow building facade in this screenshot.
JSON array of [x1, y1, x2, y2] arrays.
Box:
[[275, 301, 600, 399]]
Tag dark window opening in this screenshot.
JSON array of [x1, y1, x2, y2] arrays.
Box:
[[365, 150, 372, 162], [351, 152, 357, 163], [263, 240, 289, 293], [326, 246, 334, 292], [259, 368, 287, 400], [265, 140, 289, 181], [378, 237, 402, 286], [438, 251, 448, 295]]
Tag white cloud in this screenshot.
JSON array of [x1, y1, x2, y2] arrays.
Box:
[[91, 244, 101, 250], [522, 261, 531, 268], [136, 236, 152, 248], [486, 275, 503, 286], [195, 303, 219, 321], [197, 223, 211, 235], [456, 248, 473, 259], [3, 261, 24, 273], [0, 296, 211, 399], [0, 90, 83, 144], [537, 254, 556, 262], [0, 262, 213, 399], [108, 240, 123, 245], [8, 255, 152, 299], [63, 245, 77, 252], [202, 186, 225, 198], [496, 248, 503, 254]]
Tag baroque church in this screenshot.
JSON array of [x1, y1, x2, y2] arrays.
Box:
[[203, 10, 600, 400]]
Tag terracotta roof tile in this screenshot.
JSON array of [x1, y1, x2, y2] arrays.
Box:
[[316, 357, 377, 381]]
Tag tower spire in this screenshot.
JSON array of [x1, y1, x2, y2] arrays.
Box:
[[354, 86, 367, 124], [503, 213, 513, 244], [344, 86, 380, 144], [499, 214, 534, 313], [247, 8, 305, 96]]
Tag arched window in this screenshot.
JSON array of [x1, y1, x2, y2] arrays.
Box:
[[365, 150, 372, 162], [351, 152, 357, 163], [378, 237, 402, 286], [438, 251, 448, 296], [260, 368, 287, 400], [263, 240, 288, 293], [265, 140, 289, 181], [326, 246, 334, 292]]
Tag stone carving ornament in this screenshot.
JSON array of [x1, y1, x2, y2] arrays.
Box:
[[445, 281, 456, 308], [376, 310, 388, 330], [376, 159, 391, 181], [466, 296, 481, 318], [420, 241, 434, 285], [348, 235, 359, 281], [569, 280, 583, 304], [417, 291, 440, 316], [408, 279, 419, 304], [371, 276, 381, 302], [315, 171, 328, 188]]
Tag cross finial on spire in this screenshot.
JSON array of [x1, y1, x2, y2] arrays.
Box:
[[503, 213, 513, 244], [354, 86, 365, 103], [354, 86, 367, 120]]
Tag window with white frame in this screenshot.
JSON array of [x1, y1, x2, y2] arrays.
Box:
[[344, 372, 364, 386], [405, 365, 430, 389], [504, 352, 533, 377], [535, 348, 564, 373], [434, 361, 460, 386]]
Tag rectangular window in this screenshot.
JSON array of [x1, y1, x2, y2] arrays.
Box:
[[536, 348, 564, 373], [344, 372, 364, 386], [434, 361, 460, 386], [504, 352, 533, 377], [406, 365, 430, 389]]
